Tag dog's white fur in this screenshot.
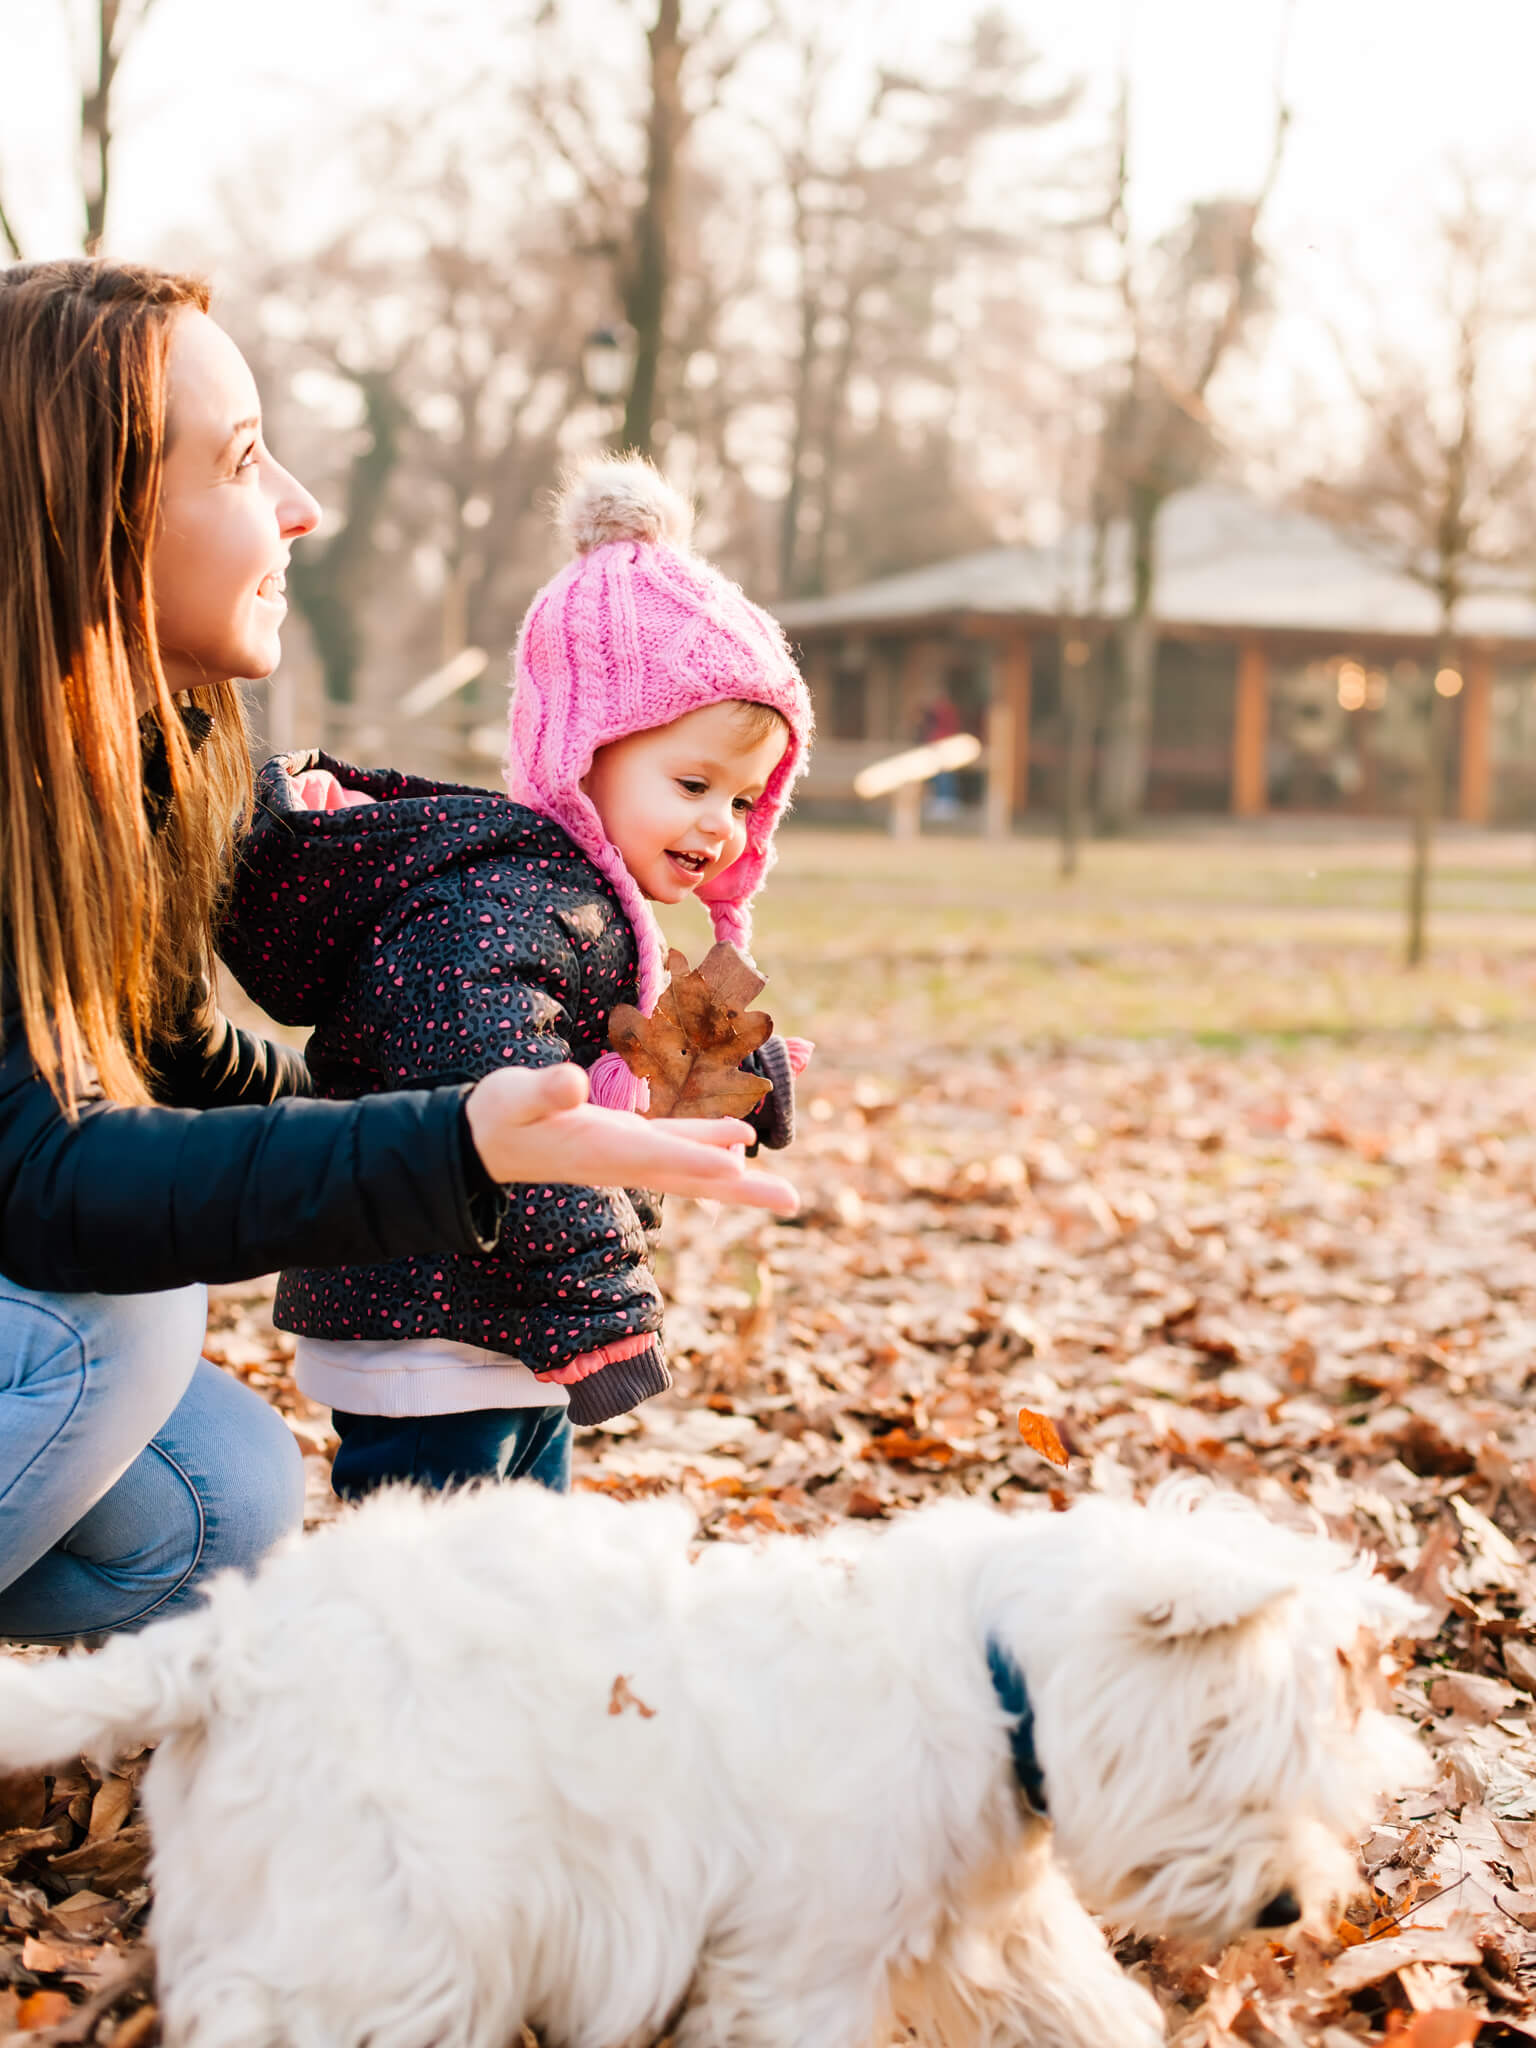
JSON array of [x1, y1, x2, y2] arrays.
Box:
[[0, 1483, 1425, 2048]]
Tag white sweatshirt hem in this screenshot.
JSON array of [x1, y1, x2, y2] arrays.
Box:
[[294, 1337, 570, 1418]]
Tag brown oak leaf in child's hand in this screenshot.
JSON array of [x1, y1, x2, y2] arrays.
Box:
[[609, 944, 774, 1119]]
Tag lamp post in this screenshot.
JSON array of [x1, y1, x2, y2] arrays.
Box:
[[581, 325, 635, 443]]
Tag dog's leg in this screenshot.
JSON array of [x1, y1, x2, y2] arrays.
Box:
[[896, 1859, 1164, 2048], [158, 1977, 288, 2048], [672, 1942, 876, 2048], [670, 1941, 774, 2048]]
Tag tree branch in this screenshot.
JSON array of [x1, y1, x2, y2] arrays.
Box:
[[0, 188, 23, 262]]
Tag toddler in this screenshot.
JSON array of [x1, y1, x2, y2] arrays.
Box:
[[221, 457, 813, 1498]]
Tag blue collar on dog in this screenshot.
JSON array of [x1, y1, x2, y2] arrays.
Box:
[[986, 1639, 1049, 1816]]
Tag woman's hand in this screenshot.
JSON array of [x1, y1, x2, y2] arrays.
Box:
[[464, 1065, 798, 1214]]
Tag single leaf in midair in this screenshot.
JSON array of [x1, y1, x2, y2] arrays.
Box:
[[609, 943, 774, 1119], [1018, 1409, 1069, 1469]]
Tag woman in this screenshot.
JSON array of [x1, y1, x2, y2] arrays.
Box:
[[0, 258, 796, 1643]]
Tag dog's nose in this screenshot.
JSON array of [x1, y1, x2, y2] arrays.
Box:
[[1256, 1889, 1300, 1928]]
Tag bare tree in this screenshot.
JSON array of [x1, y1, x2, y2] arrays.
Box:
[[62, 0, 165, 252], [518, 0, 774, 460], [1309, 183, 1536, 965], [1043, 417, 1113, 880], [0, 194, 22, 264], [403, 220, 594, 671], [218, 115, 596, 750], [76, 0, 164, 251], [0, 0, 164, 257], [1091, 48, 1291, 832], [285, 363, 412, 720], [1034, 90, 1136, 874], [771, 10, 1074, 598]]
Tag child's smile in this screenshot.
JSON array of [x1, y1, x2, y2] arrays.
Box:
[[665, 848, 711, 881], [583, 701, 790, 906]]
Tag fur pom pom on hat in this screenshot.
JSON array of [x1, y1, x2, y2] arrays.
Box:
[[505, 454, 814, 1049], [559, 455, 694, 556]]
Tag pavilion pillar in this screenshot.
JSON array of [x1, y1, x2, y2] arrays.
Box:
[[1232, 640, 1269, 816], [985, 635, 1032, 835], [1458, 653, 1493, 825]]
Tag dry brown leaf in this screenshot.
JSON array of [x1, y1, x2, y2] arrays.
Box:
[[0, 1774, 47, 1834], [1429, 1672, 1521, 1724], [1017, 1408, 1068, 1469], [1382, 2012, 1485, 2045], [85, 1775, 134, 1845], [860, 1428, 955, 1467], [16, 1989, 75, 2029], [19, 1935, 78, 1974], [609, 944, 773, 1119], [0, 1819, 71, 1874], [1399, 1518, 1462, 1635], [1328, 1927, 1484, 1996], [50, 1823, 150, 1891], [109, 2008, 161, 2048]]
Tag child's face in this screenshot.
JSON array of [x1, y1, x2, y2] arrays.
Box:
[[582, 701, 790, 905]]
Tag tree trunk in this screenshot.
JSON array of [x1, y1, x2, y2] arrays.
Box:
[[0, 192, 23, 261], [1059, 508, 1111, 878], [1058, 636, 1101, 880], [80, 0, 120, 254], [1405, 632, 1453, 968], [1097, 486, 1161, 832], [286, 369, 408, 719], [621, 0, 682, 458], [778, 279, 819, 596], [804, 296, 863, 597]]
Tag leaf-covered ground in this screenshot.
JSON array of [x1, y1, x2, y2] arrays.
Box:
[[8, 825, 1536, 2044], [8, 1035, 1536, 2043]]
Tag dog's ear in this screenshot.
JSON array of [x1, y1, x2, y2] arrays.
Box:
[[1137, 1568, 1296, 1642]]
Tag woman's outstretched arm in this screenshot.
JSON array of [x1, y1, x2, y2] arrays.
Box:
[[0, 1017, 795, 1297], [463, 1061, 796, 1209]]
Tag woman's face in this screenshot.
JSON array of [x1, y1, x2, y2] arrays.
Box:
[[150, 311, 320, 700]]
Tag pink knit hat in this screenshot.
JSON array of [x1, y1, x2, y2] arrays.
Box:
[[505, 456, 813, 1038]]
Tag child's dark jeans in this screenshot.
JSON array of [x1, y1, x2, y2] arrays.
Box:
[[329, 1404, 572, 1501]]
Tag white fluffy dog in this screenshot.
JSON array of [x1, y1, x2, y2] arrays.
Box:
[[0, 1483, 1424, 2048]]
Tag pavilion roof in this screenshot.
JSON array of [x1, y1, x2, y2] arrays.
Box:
[[774, 484, 1536, 647]]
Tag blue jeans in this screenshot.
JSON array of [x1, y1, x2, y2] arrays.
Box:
[[330, 1404, 572, 1500], [0, 1280, 305, 1643]]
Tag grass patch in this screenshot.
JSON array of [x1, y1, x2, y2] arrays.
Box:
[[656, 826, 1536, 1053]]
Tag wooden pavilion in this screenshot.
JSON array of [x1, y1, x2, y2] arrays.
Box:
[[774, 486, 1536, 827]]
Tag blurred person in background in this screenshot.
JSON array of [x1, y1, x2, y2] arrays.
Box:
[[918, 684, 963, 820]]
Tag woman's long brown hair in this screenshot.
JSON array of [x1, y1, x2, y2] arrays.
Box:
[[0, 259, 255, 1111]]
